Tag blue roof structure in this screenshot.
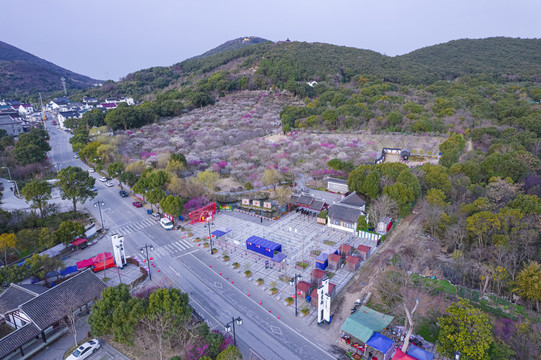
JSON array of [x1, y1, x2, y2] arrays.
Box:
[[407, 345, 434, 360], [61, 266, 78, 276], [212, 229, 232, 238], [366, 332, 394, 355], [246, 235, 282, 258]]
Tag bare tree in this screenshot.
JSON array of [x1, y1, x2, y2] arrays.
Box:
[[368, 194, 398, 227], [58, 297, 83, 348], [401, 299, 419, 352]]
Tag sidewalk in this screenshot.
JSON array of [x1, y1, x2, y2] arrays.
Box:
[[0, 178, 29, 211]]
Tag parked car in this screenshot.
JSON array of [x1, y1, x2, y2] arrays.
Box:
[[119, 190, 129, 197], [150, 212, 161, 220], [160, 218, 174, 230], [99, 176, 107, 182], [105, 181, 114, 187], [410, 337, 424, 348], [88, 168, 95, 173], [132, 201, 143, 208], [73, 154, 79, 159], [66, 339, 100, 360]]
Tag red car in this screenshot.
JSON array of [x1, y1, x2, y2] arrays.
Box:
[[132, 201, 143, 208]]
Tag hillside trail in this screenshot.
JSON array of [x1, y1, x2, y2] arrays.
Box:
[[466, 138, 473, 152], [328, 211, 424, 338]]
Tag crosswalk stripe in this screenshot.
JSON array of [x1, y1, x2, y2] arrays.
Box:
[[164, 244, 175, 252], [172, 242, 185, 251], [180, 240, 192, 248]]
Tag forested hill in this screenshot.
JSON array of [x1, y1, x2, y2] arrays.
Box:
[[79, 37, 541, 101], [0, 40, 98, 97], [400, 37, 541, 80]]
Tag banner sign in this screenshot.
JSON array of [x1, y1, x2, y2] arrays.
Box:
[[242, 199, 250, 205], [252, 200, 261, 207], [263, 201, 272, 209]]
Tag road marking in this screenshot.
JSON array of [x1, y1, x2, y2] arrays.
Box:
[[175, 249, 198, 257], [168, 265, 181, 277], [188, 253, 335, 359]]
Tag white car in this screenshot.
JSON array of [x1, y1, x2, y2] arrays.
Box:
[[160, 218, 174, 230], [99, 176, 107, 182], [88, 168, 95, 173], [105, 181, 114, 187], [66, 339, 100, 360]]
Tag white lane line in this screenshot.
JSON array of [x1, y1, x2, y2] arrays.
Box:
[[188, 253, 335, 359]]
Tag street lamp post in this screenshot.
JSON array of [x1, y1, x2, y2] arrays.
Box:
[[204, 220, 215, 255], [224, 316, 243, 346], [140, 244, 154, 280], [1, 166, 20, 197], [93, 200, 105, 230], [290, 274, 302, 316]]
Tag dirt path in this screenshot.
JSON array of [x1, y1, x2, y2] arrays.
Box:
[[328, 212, 423, 337], [466, 138, 473, 152]]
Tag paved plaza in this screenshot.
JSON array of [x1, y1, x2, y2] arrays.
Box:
[[187, 210, 379, 323]]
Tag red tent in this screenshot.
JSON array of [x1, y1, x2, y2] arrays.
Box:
[[76, 258, 94, 269], [392, 350, 416, 360], [92, 252, 113, 263], [93, 258, 116, 272], [70, 238, 88, 246]]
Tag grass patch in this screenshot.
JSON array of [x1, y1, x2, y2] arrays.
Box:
[[326, 271, 335, 279], [418, 322, 440, 343], [411, 274, 456, 295], [296, 262, 309, 269], [323, 240, 336, 246]]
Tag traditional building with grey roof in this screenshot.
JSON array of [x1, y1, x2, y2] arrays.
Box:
[[0, 269, 106, 359], [327, 191, 366, 233]]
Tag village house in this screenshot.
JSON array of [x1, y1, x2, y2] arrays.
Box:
[[296, 281, 315, 300], [377, 217, 393, 234], [17, 104, 34, 116], [309, 282, 337, 307], [310, 268, 326, 285], [0, 115, 24, 136], [56, 110, 81, 129], [327, 191, 366, 233]]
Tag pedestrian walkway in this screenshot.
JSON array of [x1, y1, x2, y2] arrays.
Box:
[[153, 238, 195, 258], [110, 218, 158, 236]]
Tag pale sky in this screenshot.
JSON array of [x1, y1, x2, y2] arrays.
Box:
[[2, 0, 540, 81]]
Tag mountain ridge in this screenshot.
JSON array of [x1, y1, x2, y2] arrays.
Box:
[[0, 40, 99, 97]]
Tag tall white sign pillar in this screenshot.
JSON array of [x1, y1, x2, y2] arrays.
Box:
[[112, 234, 126, 268], [317, 277, 331, 324]]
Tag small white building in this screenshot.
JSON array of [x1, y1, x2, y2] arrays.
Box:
[[327, 177, 348, 194], [17, 104, 34, 116]]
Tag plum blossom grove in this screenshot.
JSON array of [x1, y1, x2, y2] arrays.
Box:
[[116, 91, 444, 185]]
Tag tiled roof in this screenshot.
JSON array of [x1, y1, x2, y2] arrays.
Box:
[[346, 255, 360, 264], [310, 268, 326, 279], [297, 194, 314, 206], [0, 284, 40, 314], [328, 204, 363, 223], [296, 281, 313, 293], [0, 323, 41, 358], [309, 200, 325, 211], [339, 244, 353, 253], [328, 253, 341, 263], [310, 283, 336, 299], [18, 284, 48, 294], [340, 192, 365, 207], [289, 195, 300, 204], [19, 270, 106, 330], [357, 245, 371, 253]]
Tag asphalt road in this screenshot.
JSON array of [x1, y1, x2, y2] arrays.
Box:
[[45, 120, 346, 360]]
